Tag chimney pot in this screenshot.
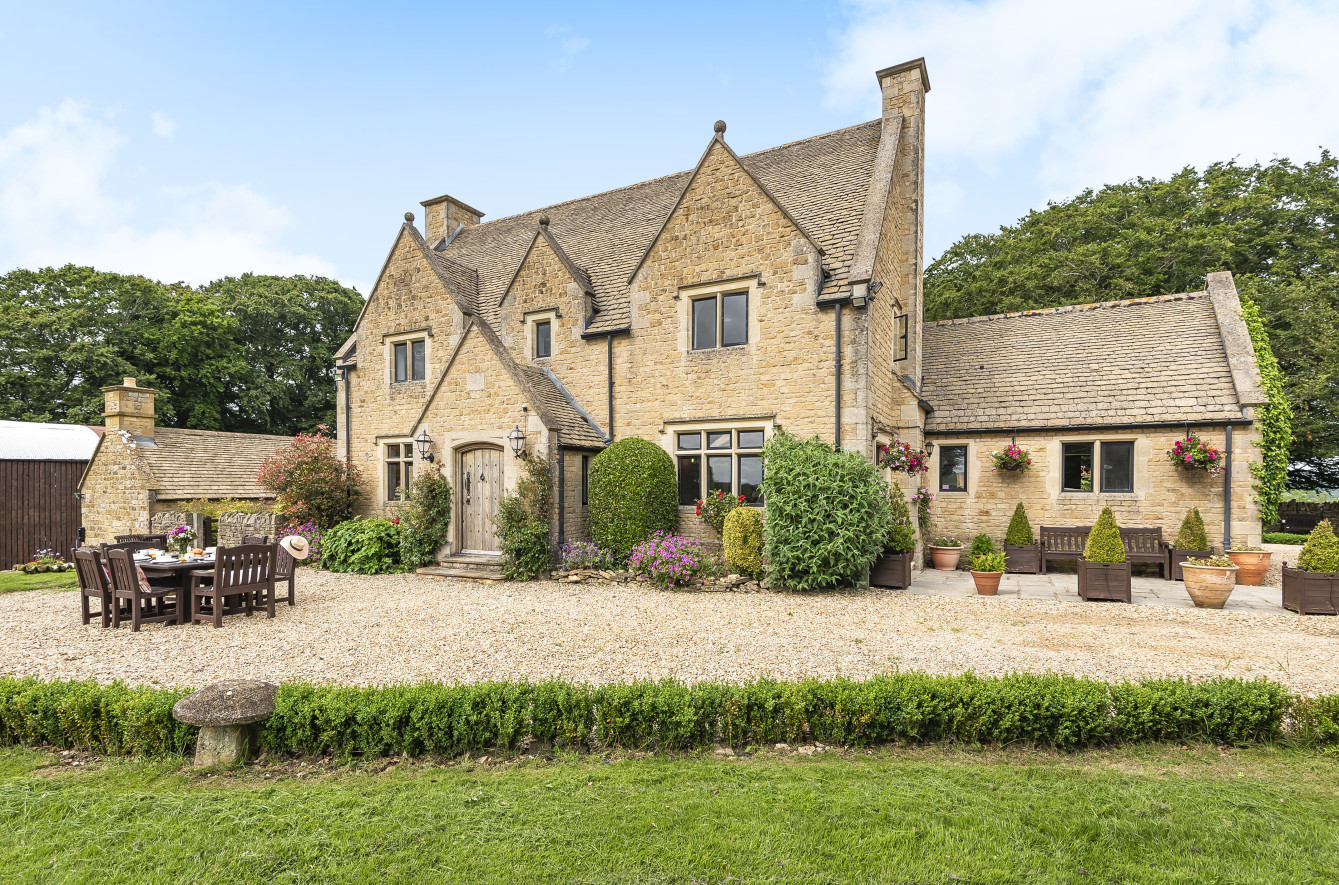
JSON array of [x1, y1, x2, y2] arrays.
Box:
[[123, 377, 136, 387]]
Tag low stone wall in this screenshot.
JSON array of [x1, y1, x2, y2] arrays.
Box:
[[558, 568, 763, 591], [149, 510, 278, 547]]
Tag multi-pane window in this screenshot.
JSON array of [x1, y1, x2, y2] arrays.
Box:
[[534, 320, 552, 359], [691, 291, 748, 350], [385, 442, 414, 501], [894, 314, 908, 362], [1062, 441, 1134, 492], [393, 339, 426, 382], [938, 445, 967, 492], [675, 428, 764, 505]]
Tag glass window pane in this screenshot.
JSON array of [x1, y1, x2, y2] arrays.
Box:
[[387, 461, 401, 501], [707, 455, 732, 495], [394, 342, 407, 382], [939, 445, 967, 492], [721, 292, 747, 346], [677, 455, 701, 505], [737, 429, 764, 449], [535, 321, 551, 358], [706, 431, 731, 449], [404, 461, 413, 491], [895, 314, 908, 361], [386, 444, 399, 458], [692, 298, 716, 350], [739, 455, 763, 503], [1062, 443, 1094, 492], [411, 340, 426, 380], [1101, 441, 1134, 493], [677, 432, 701, 451]]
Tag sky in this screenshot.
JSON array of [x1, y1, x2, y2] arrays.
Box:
[[2, 0, 1337, 296]]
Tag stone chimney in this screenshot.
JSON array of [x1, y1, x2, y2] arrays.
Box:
[[102, 377, 156, 439], [419, 193, 485, 245]]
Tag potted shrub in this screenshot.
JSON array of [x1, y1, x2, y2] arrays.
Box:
[[1166, 507, 1211, 581], [929, 536, 964, 570], [1077, 507, 1130, 603], [1180, 555, 1239, 608], [969, 551, 1007, 595], [871, 485, 915, 588], [1226, 544, 1271, 586], [1003, 503, 1040, 574], [1282, 519, 1339, 615]]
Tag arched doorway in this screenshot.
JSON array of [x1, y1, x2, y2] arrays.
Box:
[[458, 444, 504, 553]]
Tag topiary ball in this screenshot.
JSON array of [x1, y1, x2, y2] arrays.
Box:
[[723, 506, 764, 579], [1297, 519, 1339, 573], [588, 437, 678, 563], [1083, 506, 1127, 563]]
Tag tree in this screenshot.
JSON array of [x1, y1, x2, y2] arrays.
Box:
[[923, 152, 1339, 484], [255, 425, 361, 527]]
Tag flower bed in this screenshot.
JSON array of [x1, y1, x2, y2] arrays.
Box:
[[626, 532, 711, 591]]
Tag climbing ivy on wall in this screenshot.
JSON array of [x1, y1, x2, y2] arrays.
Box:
[[1240, 294, 1293, 527]]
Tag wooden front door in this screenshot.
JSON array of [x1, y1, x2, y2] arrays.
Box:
[[459, 446, 503, 553]]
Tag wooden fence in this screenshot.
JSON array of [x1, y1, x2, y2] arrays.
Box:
[[1, 460, 85, 568]]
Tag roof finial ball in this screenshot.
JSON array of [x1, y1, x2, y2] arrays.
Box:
[[714, 120, 727, 135], [404, 211, 415, 224], [537, 213, 550, 226]]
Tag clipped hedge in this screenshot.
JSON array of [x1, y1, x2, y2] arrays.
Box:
[[588, 437, 678, 562], [1174, 507, 1209, 551], [4, 673, 1333, 758]]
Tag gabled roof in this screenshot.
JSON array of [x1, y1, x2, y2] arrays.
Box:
[[500, 221, 596, 307], [0, 420, 100, 461], [82, 427, 295, 500], [922, 292, 1250, 433], [434, 120, 884, 334]]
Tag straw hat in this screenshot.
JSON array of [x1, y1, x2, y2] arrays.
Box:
[[279, 535, 311, 560]]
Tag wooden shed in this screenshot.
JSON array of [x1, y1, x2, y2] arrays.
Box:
[[0, 420, 101, 568]]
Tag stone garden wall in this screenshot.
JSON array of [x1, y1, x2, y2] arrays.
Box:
[[150, 509, 278, 547]]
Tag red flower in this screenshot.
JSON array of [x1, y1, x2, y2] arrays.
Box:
[[738, 495, 745, 502]]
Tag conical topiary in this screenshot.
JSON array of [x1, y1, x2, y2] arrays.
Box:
[[1005, 503, 1034, 546], [1297, 519, 1339, 573], [1173, 507, 1209, 551], [1082, 507, 1126, 563], [884, 484, 916, 554]]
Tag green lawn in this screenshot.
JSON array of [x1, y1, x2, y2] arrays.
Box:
[[1, 745, 1335, 883], [0, 570, 77, 594]]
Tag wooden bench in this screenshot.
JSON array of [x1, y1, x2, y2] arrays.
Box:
[[1040, 525, 1166, 578]]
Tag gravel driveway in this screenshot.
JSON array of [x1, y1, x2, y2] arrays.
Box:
[[4, 570, 1338, 696]]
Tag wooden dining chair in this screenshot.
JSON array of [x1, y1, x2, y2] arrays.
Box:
[[189, 544, 276, 628], [240, 534, 269, 546], [274, 543, 296, 607], [74, 547, 117, 628], [114, 533, 168, 546], [106, 548, 182, 631]]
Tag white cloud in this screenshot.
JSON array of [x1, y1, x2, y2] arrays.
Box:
[[826, 0, 1339, 199], [0, 100, 338, 285], [545, 25, 590, 71], [150, 111, 177, 139]]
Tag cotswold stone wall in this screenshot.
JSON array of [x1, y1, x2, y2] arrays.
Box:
[[149, 509, 277, 547], [78, 433, 152, 545], [925, 425, 1264, 552]]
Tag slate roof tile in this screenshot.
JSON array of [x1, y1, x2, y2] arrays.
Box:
[[131, 428, 295, 500]]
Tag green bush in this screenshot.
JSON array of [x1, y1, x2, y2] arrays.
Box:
[[398, 470, 453, 569], [497, 456, 553, 580], [1297, 519, 1339, 572], [970, 534, 995, 557], [1083, 507, 1126, 563], [723, 507, 764, 578], [1262, 532, 1308, 545], [322, 518, 404, 574], [588, 438, 678, 563], [884, 484, 915, 555], [1004, 503, 1034, 546], [1293, 693, 1339, 747], [761, 430, 892, 591], [0, 677, 193, 755], [1173, 507, 1209, 551], [970, 551, 1007, 572]]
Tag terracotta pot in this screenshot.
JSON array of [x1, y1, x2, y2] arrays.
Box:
[[929, 545, 963, 570], [1181, 563, 1238, 609], [970, 570, 1003, 595], [1226, 550, 1271, 586]]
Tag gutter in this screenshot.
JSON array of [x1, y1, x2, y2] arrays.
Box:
[[834, 301, 842, 449], [557, 442, 566, 552], [607, 334, 615, 441], [1224, 425, 1233, 549], [924, 418, 1255, 437]]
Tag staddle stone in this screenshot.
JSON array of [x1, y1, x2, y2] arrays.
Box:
[[173, 679, 277, 768]]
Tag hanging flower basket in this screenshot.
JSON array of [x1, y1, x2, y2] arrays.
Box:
[[990, 443, 1032, 473], [879, 440, 930, 475], [1168, 432, 1224, 478]]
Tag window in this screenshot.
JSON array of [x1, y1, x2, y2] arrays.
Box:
[[580, 454, 590, 505], [939, 445, 967, 492], [676, 428, 764, 504], [1101, 441, 1134, 493], [392, 339, 426, 382], [534, 320, 551, 359], [894, 314, 908, 362], [691, 291, 748, 350], [385, 442, 414, 500], [1062, 443, 1094, 492]]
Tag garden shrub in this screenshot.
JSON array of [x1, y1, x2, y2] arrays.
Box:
[[1293, 693, 1339, 747], [761, 430, 892, 591], [627, 532, 709, 590], [322, 517, 403, 574], [1262, 532, 1308, 545], [398, 469, 453, 569], [696, 489, 743, 536], [588, 437, 678, 562], [559, 540, 617, 571], [279, 521, 325, 569], [723, 506, 764, 578], [884, 485, 915, 555], [1004, 503, 1034, 546], [1173, 507, 1209, 550], [255, 424, 361, 526], [0, 677, 193, 756], [180, 498, 266, 517], [970, 534, 995, 557], [1083, 507, 1126, 563], [1296, 519, 1339, 572], [496, 456, 553, 580]]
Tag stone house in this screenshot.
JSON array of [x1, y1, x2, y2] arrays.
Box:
[[335, 56, 1265, 571], [77, 379, 291, 545]]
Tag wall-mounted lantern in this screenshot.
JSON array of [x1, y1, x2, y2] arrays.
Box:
[[507, 425, 527, 459], [415, 429, 435, 463]]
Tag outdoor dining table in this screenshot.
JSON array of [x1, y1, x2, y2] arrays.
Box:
[[135, 555, 233, 624]]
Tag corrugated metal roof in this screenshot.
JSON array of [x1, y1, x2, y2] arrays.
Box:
[[0, 420, 101, 461]]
